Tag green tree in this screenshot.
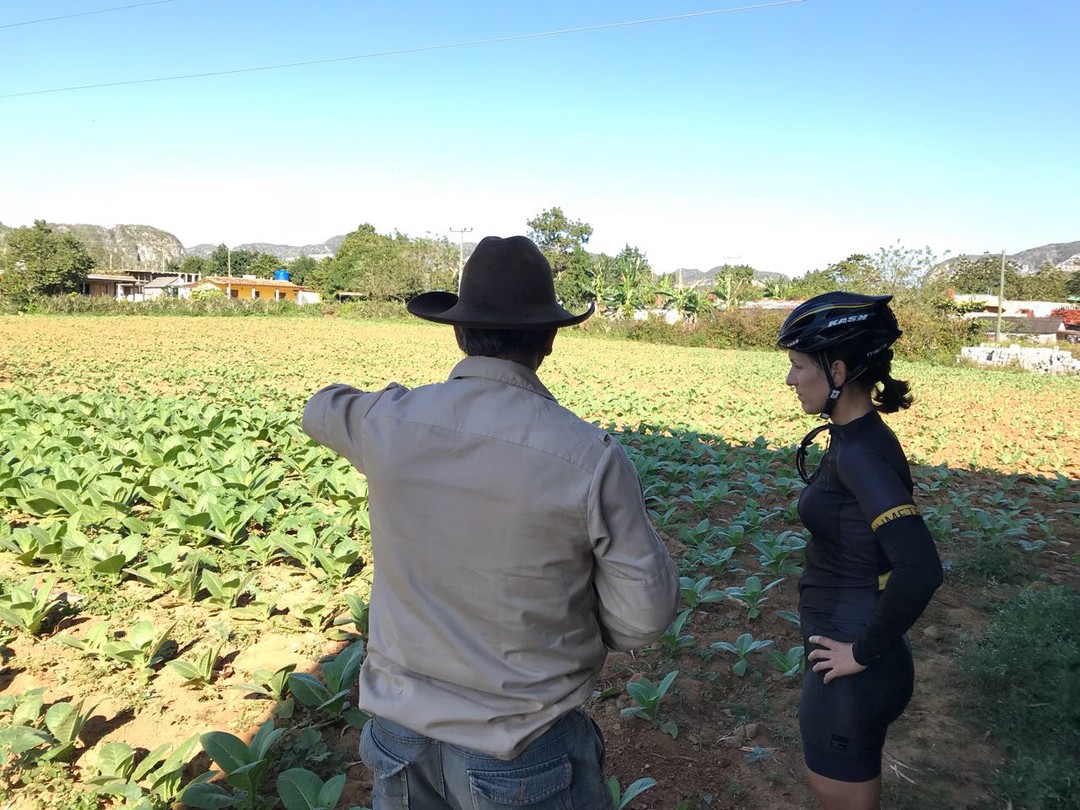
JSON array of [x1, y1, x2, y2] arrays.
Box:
[[207, 245, 259, 277], [936, 254, 1022, 297], [871, 242, 938, 292], [248, 252, 284, 279], [526, 207, 594, 278], [1067, 269, 1080, 300], [286, 255, 319, 287], [320, 225, 433, 300], [179, 255, 211, 279], [0, 220, 95, 300], [1016, 262, 1070, 301]]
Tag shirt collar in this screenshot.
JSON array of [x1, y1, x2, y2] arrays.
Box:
[[448, 356, 556, 401]]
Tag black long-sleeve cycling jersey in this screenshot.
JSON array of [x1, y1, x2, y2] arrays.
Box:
[[797, 410, 943, 666]]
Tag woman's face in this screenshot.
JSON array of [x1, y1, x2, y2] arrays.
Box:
[[785, 350, 830, 414]]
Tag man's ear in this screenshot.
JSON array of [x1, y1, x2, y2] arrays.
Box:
[[542, 329, 557, 357], [830, 359, 849, 387]]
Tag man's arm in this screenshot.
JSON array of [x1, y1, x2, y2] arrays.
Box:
[[587, 438, 680, 652], [302, 382, 404, 469]]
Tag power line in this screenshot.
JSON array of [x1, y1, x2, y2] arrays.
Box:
[[0, 1, 177, 30], [0, 0, 806, 99]]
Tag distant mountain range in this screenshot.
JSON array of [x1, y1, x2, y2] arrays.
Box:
[[1007, 241, 1080, 271], [184, 236, 347, 262], [1, 221, 1077, 281]]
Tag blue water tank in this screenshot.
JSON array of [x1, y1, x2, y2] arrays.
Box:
[[273, 269, 290, 281]]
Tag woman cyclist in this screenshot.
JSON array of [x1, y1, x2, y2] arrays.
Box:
[[777, 292, 943, 809]]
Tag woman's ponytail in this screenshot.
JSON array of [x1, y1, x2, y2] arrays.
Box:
[[867, 350, 913, 413]]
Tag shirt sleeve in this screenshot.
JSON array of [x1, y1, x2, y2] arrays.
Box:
[[302, 383, 405, 471], [837, 447, 943, 665], [587, 438, 680, 652]]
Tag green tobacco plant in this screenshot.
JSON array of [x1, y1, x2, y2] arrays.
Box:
[[0, 578, 63, 635], [679, 575, 726, 608], [621, 670, 680, 738], [233, 663, 297, 701], [276, 768, 347, 810], [0, 690, 96, 763], [723, 575, 784, 619], [608, 776, 657, 809], [167, 641, 223, 686], [288, 642, 367, 726], [766, 645, 805, 677], [657, 608, 695, 653], [57, 619, 176, 674], [711, 632, 774, 676], [84, 735, 200, 805], [183, 719, 284, 810], [752, 531, 806, 575], [329, 594, 369, 641], [60, 529, 142, 578], [0, 524, 63, 565], [201, 570, 256, 610]]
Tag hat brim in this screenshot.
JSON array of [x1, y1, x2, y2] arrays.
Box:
[[407, 292, 594, 329]]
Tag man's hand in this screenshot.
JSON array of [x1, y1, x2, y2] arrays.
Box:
[[807, 635, 866, 684]]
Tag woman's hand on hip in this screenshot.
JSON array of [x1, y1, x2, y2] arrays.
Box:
[[807, 635, 867, 684]]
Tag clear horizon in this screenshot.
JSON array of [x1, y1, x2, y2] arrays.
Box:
[[1, 0, 1077, 277]]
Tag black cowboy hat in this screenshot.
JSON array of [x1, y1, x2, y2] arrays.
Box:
[[407, 235, 594, 329]]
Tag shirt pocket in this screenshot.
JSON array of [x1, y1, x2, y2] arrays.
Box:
[[468, 755, 572, 808]]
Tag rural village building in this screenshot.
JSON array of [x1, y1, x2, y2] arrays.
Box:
[[83, 272, 140, 299], [185, 275, 320, 304], [142, 275, 186, 300]]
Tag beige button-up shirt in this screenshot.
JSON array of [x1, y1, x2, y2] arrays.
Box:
[[302, 356, 679, 759]]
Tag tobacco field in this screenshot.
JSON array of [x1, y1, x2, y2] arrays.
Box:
[[0, 316, 1077, 810]]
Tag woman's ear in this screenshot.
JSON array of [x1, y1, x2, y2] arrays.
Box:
[[830, 359, 849, 387]]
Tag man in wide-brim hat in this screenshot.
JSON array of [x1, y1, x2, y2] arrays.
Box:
[[303, 235, 678, 809]]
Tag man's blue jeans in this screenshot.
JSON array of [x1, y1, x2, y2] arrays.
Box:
[[359, 708, 615, 809]]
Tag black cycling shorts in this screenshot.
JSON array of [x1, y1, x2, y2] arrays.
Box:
[[799, 623, 914, 782]]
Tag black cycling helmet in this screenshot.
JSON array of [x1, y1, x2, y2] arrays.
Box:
[[778, 292, 902, 419], [777, 292, 901, 356]]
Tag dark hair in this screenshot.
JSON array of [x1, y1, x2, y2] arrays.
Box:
[[834, 347, 913, 413], [456, 327, 553, 359]]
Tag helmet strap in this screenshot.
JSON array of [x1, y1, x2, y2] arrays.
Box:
[[817, 351, 842, 420]]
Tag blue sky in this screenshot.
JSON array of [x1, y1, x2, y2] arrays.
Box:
[[1, 0, 1076, 276]]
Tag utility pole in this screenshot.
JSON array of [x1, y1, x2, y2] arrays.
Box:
[[226, 246, 232, 299], [995, 249, 1006, 343], [449, 227, 472, 285]]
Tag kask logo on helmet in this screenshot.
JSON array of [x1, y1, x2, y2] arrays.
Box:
[[826, 313, 870, 328]]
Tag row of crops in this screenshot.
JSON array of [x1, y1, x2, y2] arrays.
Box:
[[1, 316, 1077, 809]]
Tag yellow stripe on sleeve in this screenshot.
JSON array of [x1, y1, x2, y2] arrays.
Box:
[[870, 504, 920, 532], [878, 572, 891, 591]]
